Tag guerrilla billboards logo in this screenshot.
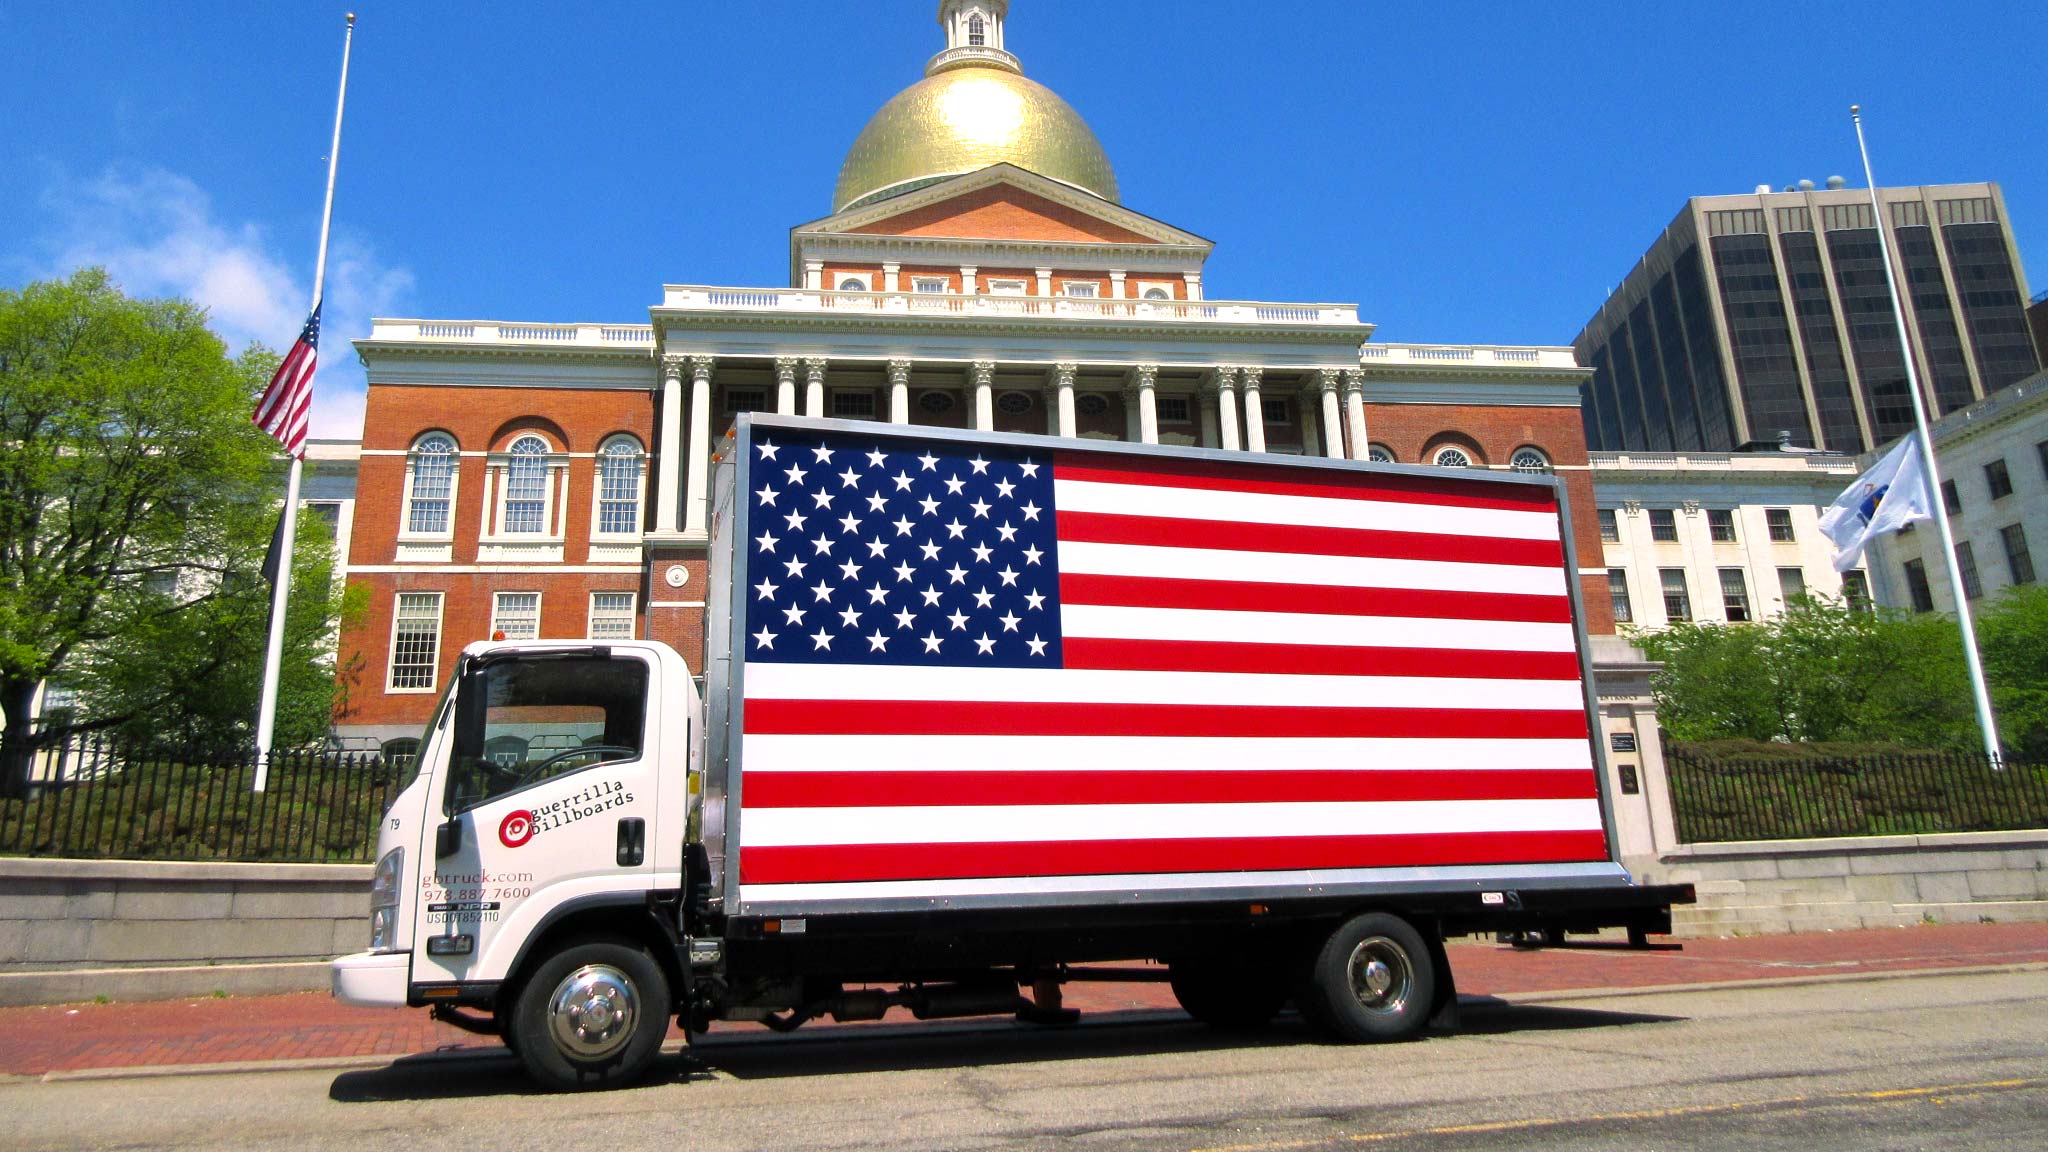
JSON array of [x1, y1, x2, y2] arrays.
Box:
[[497, 779, 634, 849]]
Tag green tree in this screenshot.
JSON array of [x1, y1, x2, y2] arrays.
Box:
[[1978, 584, 2048, 759], [0, 269, 336, 784]]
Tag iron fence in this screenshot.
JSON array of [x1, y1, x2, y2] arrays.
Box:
[[1667, 748, 2048, 844], [0, 735, 405, 862]]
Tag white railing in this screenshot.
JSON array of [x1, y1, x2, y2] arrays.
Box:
[[658, 285, 1360, 326], [1360, 343, 1580, 369], [370, 320, 655, 346], [1590, 450, 1857, 471]]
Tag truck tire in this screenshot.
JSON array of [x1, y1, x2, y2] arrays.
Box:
[[1295, 913, 1436, 1043], [1168, 957, 1289, 1030], [510, 937, 671, 1091]]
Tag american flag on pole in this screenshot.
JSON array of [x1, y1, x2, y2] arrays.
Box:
[[251, 303, 320, 457], [732, 425, 1607, 907]]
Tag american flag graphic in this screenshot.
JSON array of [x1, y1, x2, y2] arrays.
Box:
[[732, 424, 1608, 906], [251, 304, 320, 457]]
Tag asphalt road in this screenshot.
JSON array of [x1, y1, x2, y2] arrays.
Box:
[[7, 969, 2046, 1151]]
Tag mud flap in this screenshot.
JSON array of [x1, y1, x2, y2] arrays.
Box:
[[1424, 930, 1459, 1031]]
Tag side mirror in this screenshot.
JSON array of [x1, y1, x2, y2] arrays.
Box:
[[435, 818, 464, 858]]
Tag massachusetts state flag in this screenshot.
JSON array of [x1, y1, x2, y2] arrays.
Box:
[[1817, 436, 1931, 573], [252, 304, 320, 457], [731, 423, 1608, 907]]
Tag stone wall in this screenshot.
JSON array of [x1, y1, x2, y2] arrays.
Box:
[[0, 858, 370, 1006]]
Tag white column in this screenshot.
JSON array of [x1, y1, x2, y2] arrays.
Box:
[[1109, 270, 1127, 299], [804, 261, 823, 291], [1051, 362, 1077, 437], [1183, 271, 1203, 301], [1128, 365, 1158, 444], [970, 360, 995, 431], [1301, 397, 1321, 457], [961, 265, 979, 294], [1316, 368, 1345, 459], [773, 356, 798, 415], [1343, 369, 1370, 460], [684, 355, 714, 537], [1210, 367, 1241, 452], [882, 262, 900, 293], [888, 359, 911, 424], [1241, 366, 1266, 453], [803, 357, 827, 417], [1036, 268, 1053, 297], [656, 354, 685, 533]]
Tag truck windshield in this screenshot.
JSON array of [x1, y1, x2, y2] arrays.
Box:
[[444, 654, 649, 816]]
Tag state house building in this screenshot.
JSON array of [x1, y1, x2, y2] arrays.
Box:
[[334, 1, 1613, 751]]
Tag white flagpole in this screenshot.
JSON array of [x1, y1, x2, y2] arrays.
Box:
[[255, 13, 356, 789], [1850, 104, 2002, 767]]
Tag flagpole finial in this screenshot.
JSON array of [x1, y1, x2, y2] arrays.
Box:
[[347, 12, 356, 23], [1850, 104, 1861, 118]]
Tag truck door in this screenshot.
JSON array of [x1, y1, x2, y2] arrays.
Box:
[[412, 648, 658, 988]]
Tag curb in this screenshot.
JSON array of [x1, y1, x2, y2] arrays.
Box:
[[17, 961, 2047, 1084]]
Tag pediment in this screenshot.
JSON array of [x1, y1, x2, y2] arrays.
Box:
[[794, 165, 1211, 250]]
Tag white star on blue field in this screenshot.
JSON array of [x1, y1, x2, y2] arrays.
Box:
[[740, 429, 1064, 668]]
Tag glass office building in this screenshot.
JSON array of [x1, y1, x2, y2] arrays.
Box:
[[1575, 183, 2038, 454]]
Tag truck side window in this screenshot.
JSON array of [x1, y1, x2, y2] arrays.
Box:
[[444, 655, 649, 815]]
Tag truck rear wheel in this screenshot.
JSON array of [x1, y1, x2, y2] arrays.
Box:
[[1168, 956, 1289, 1030], [1295, 912, 1436, 1043], [511, 937, 671, 1091]]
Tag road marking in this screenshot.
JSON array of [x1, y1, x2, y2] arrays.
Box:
[[1187, 1077, 2046, 1151]]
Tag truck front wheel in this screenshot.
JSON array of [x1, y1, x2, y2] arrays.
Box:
[[511, 938, 671, 1091], [1295, 912, 1436, 1043]]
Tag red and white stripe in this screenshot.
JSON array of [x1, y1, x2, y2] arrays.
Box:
[[251, 325, 317, 458], [737, 451, 1605, 904]]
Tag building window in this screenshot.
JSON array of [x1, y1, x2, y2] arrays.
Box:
[[1707, 508, 1737, 543], [389, 592, 443, 691], [1841, 570, 1872, 610], [1155, 395, 1191, 423], [379, 738, 420, 771], [1985, 458, 2013, 500], [1778, 566, 1806, 603], [2037, 439, 2048, 481], [1509, 447, 1551, 474], [1942, 479, 1962, 516], [1955, 541, 1983, 600], [917, 390, 955, 414], [596, 436, 645, 536], [1077, 394, 1110, 417], [403, 434, 458, 535], [304, 501, 342, 536], [2001, 524, 2036, 585], [1607, 569, 1633, 624], [1660, 568, 1692, 622], [1367, 444, 1394, 464], [832, 390, 877, 418], [723, 388, 767, 416], [492, 591, 540, 640], [1432, 446, 1473, 468], [1765, 508, 1795, 542], [1649, 508, 1678, 542], [1902, 559, 1935, 612], [502, 435, 552, 534], [1719, 568, 1752, 622], [986, 278, 1028, 295], [1598, 509, 1619, 542], [836, 276, 869, 292], [996, 391, 1034, 415], [1142, 287, 1171, 300], [912, 277, 948, 293], [967, 12, 985, 44], [588, 591, 637, 639], [1263, 398, 1290, 425], [1061, 282, 1098, 298]]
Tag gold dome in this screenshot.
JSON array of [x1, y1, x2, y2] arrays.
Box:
[[833, 63, 1119, 214]]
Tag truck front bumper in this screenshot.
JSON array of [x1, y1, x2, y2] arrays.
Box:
[[331, 950, 409, 1007]]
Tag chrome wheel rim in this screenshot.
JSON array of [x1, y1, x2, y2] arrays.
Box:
[[547, 964, 638, 1060], [1345, 936, 1413, 1017]]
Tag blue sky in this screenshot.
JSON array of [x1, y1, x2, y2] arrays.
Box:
[[4, 2, 2043, 438]]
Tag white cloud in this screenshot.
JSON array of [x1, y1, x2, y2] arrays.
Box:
[[33, 166, 412, 440]]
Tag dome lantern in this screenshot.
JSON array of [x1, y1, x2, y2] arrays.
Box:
[[832, 1, 1119, 214]]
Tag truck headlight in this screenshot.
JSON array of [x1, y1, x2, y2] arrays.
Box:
[[369, 847, 403, 952]]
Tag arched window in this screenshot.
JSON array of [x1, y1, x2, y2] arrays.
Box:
[[596, 436, 645, 535], [838, 276, 869, 292], [996, 391, 1034, 415], [918, 390, 956, 414], [1432, 445, 1474, 468], [380, 737, 420, 771], [1511, 446, 1552, 474], [1077, 394, 1110, 417], [967, 13, 985, 44], [1367, 444, 1395, 464], [503, 435, 551, 533], [1142, 287, 1171, 300], [404, 434, 457, 535]]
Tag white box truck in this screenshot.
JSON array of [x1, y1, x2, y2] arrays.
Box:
[[333, 414, 1692, 1090]]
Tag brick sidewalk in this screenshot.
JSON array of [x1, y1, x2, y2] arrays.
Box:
[[4, 922, 2043, 1078]]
